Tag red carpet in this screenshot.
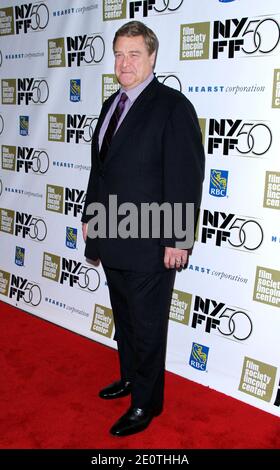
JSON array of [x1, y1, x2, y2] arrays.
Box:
[[1, 300, 280, 449]]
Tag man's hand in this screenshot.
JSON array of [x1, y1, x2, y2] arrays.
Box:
[[82, 223, 88, 242], [82, 223, 100, 266], [164, 247, 189, 269]]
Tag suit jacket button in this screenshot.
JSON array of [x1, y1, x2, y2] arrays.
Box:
[[99, 171, 105, 178]]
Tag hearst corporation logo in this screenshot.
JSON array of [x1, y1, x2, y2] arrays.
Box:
[[52, 3, 98, 18]]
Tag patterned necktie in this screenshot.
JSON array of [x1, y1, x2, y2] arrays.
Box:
[[99, 92, 128, 161]]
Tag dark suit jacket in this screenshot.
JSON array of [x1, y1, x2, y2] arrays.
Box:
[[81, 77, 205, 271]]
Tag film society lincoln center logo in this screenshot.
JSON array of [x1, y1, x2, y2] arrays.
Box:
[[272, 69, 280, 109], [253, 266, 280, 308], [1, 78, 49, 105], [0, 207, 47, 242], [239, 357, 277, 402], [0, 3, 49, 36], [91, 304, 114, 338], [103, 72, 183, 102], [48, 34, 105, 68], [263, 171, 280, 210], [169, 289, 253, 342], [42, 252, 100, 292], [169, 289, 192, 325], [180, 16, 280, 60], [102, 74, 120, 103], [2, 145, 49, 175], [46, 184, 85, 218], [0, 268, 41, 306], [48, 113, 97, 144]]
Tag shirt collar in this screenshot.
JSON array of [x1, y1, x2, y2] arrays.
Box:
[[120, 72, 154, 103]]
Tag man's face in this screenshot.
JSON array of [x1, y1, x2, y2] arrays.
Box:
[[114, 35, 155, 90]]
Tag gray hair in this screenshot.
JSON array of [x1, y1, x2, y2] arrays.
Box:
[[113, 21, 159, 56]]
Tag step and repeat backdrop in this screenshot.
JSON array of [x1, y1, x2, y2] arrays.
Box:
[[0, 0, 279, 417]]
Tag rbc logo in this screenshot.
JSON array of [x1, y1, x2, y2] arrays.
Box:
[[189, 343, 209, 371], [209, 169, 228, 197], [15, 246, 25, 266], [66, 227, 77, 249], [70, 79, 81, 102], [19, 116, 29, 136]]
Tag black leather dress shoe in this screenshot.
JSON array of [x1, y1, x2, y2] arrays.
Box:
[[99, 380, 131, 399], [110, 406, 161, 436]]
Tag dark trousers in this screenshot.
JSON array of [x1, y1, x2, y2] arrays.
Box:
[[104, 266, 176, 410]]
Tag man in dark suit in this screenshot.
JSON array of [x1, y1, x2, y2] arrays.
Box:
[[82, 21, 204, 436]]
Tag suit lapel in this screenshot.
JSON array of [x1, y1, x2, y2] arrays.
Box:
[[103, 78, 159, 168]]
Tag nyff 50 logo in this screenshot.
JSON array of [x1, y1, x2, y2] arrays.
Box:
[[200, 210, 263, 252], [212, 16, 280, 59], [0, 270, 41, 306], [42, 252, 100, 292], [200, 118, 272, 157], [180, 16, 280, 61], [0, 3, 49, 36], [0, 115, 4, 134], [129, 0, 184, 18], [46, 185, 86, 218], [156, 73, 182, 92], [48, 35, 105, 68], [1, 78, 49, 105], [191, 296, 253, 341], [48, 114, 98, 144], [14, 2, 49, 34], [1, 145, 49, 174], [0, 208, 47, 241]]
